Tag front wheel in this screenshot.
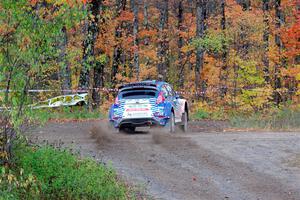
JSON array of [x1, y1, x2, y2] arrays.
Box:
[[180, 111, 188, 132]]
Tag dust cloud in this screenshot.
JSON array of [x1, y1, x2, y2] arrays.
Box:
[[90, 123, 114, 146]]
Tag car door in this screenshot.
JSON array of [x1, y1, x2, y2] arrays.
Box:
[[166, 85, 181, 122], [160, 85, 172, 117]]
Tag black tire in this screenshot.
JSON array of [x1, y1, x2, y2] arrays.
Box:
[[125, 127, 136, 133], [165, 112, 175, 133], [180, 111, 188, 132]]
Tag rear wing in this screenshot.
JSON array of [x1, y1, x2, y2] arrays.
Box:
[[119, 82, 158, 92]]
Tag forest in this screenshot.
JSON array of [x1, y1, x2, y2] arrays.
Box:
[[1, 0, 300, 112], [0, 0, 300, 199]]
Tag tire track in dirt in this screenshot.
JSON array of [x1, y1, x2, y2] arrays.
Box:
[[28, 121, 300, 200], [88, 125, 224, 199], [154, 133, 300, 200]]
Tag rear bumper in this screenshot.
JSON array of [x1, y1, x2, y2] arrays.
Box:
[[110, 117, 168, 128], [120, 118, 159, 127]]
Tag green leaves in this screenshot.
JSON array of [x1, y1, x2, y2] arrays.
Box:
[[97, 54, 108, 65], [14, 146, 129, 199], [189, 31, 229, 54], [0, 0, 86, 127]]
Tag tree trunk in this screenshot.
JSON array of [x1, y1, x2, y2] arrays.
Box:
[[59, 26, 71, 94], [111, 0, 127, 85], [274, 0, 283, 105], [133, 0, 139, 80], [88, 67, 95, 111], [79, 0, 102, 108], [187, 0, 194, 15], [93, 62, 104, 107], [262, 0, 270, 84], [177, 0, 184, 87], [195, 0, 206, 97], [157, 0, 169, 81], [4, 67, 13, 105], [143, 0, 149, 30], [219, 0, 228, 98], [130, 0, 134, 11]]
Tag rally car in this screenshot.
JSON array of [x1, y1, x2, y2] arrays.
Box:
[[108, 80, 189, 133]]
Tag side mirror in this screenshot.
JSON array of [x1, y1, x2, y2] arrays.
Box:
[[175, 92, 180, 99]]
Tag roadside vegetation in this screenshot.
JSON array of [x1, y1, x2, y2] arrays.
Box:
[[1, 143, 132, 200], [30, 107, 104, 122], [230, 107, 300, 131], [191, 102, 300, 131]]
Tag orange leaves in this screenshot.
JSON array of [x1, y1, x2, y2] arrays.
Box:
[[281, 66, 300, 78], [281, 22, 300, 59], [138, 29, 157, 39], [117, 11, 134, 22], [280, 0, 300, 61], [140, 49, 157, 60], [202, 56, 221, 85], [29, 0, 39, 5], [139, 63, 157, 80]]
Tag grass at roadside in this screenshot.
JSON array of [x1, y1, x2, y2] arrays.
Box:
[[28, 106, 104, 123], [229, 107, 300, 131], [190, 104, 300, 131], [1, 142, 135, 200], [191, 108, 226, 120]]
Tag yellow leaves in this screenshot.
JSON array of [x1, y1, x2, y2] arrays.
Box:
[[181, 44, 194, 54], [281, 65, 300, 78], [0, 167, 39, 195], [7, 173, 15, 184], [237, 86, 273, 112], [0, 151, 8, 160], [296, 73, 300, 81], [139, 63, 157, 80]]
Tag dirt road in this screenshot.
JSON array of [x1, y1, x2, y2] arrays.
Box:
[[28, 121, 300, 200]]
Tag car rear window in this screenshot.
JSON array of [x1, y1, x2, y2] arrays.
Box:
[[120, 89, 157, 99]]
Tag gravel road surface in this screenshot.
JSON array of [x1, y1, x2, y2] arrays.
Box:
[[28, 121, 300, 200]]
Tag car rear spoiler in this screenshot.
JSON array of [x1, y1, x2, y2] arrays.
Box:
[[119, 83, 157, 91]]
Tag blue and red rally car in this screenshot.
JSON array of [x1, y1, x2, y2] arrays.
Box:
[[108, 80, 189, 133]]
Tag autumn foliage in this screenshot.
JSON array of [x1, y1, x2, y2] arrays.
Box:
[[1, 0, 300, 114]]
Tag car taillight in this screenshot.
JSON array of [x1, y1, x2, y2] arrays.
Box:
[[115, 96, 119, 105], [156, 92, 165, 104]]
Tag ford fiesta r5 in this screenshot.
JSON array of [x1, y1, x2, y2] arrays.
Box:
[[108, 81, 189, 133]]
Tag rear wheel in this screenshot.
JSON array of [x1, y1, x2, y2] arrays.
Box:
[[164, 112, 175, 133], [180, 111, 188, 132], [125, 126, 136, 133]]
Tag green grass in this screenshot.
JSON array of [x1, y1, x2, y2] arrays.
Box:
[[28, 106, 104, 123], [1, 144, 133, 200], [191, 107, 226, 120], [230, 107, 300, 130], [191, 109, 210, 120]]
